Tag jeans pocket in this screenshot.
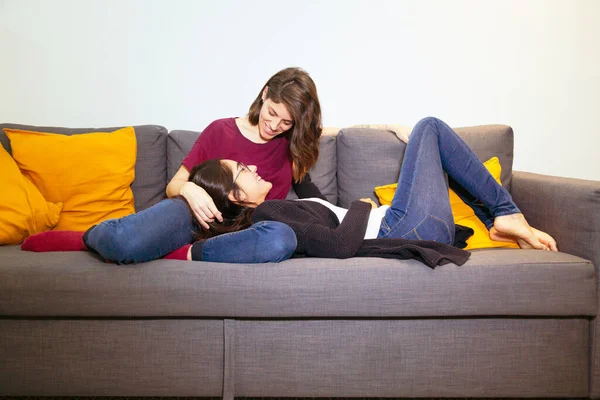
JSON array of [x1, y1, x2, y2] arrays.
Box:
[[401, 214, 453, 245], [377, 218, 392, 238]]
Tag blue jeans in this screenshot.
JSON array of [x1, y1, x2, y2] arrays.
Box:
[[378, 117, 521, 245], [84, 197, 297, 264]]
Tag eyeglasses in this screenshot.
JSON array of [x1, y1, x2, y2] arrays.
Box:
[[232, 162, 250, 184]]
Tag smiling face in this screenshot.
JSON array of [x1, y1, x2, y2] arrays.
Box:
[[257, 88, 294, 142], [223, 159, 272, 205]]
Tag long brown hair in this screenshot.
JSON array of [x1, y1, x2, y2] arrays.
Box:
[[247, 67, 322, 182], [188, 159, 255, 239]]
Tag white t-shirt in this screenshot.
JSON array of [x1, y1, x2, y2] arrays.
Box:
[[298, 198, 390, 240]]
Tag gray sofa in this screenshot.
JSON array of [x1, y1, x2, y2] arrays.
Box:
[[1, 122, 599, 398]]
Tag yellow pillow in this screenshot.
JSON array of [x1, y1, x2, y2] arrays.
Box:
[[0, 144, 62, 244], [4, 127, 137, 231], [374, 157, 519, 250]]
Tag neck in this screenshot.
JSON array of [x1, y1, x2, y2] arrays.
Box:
[[236, 116, 267, 144]]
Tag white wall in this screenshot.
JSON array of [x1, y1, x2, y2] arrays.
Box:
[[1, 0, 599, 180]]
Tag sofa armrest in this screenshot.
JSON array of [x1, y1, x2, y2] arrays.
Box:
[[511, 171, 600, 269], [511, 171, 600, 397]]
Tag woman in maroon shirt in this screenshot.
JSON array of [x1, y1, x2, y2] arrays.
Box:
[[28, 68, 324, 264]]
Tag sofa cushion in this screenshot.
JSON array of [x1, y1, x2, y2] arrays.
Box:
[[5, 127, 137, 231], [0, 247, 594, 318], [0, 124, 167, 211], [168, 129, 339, 204], [166, 129, 199, 181], [336, 125, 514, 208]]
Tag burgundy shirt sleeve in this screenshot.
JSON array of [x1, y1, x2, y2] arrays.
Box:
[[181, 122, 216, 171]]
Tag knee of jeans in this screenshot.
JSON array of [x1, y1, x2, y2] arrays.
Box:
[[261, 222, 297, 262], [412, 117, 441, 139], [90, 223, 139, 264], [416, 116, 441, 127]]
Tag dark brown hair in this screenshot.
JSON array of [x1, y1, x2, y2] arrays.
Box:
[[247, 67, 322, 182], [188, 159, 255, 239]]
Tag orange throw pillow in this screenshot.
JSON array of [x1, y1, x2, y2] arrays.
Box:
[[0, 144, 62, 244], [4, 127, 137, 231]]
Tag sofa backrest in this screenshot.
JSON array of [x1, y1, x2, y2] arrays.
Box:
[[1, 122, 513, 212], [0, 124, 168, 211], [167, 129, 340, 204], [336, 124, 514, 208]]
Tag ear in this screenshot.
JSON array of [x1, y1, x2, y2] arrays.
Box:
[[228, 190, 246, 203], [261, 86, 268, 102]]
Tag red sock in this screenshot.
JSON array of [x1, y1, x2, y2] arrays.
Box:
[[163, 244, 192, 260], [21, 231, 87, 252]]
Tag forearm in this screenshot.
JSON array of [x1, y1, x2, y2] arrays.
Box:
[[166, 178, 187, 198], [304, 200, 371, 258]]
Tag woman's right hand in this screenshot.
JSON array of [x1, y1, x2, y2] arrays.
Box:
[[180, 182, 223, 229]]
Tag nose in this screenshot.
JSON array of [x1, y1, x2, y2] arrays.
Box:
[[248, 165, 258, 173], [269, 120, 279, 131]]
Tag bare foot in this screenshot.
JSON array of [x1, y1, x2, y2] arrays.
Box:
[[493, 213, 548, 250], [490, 224, 558, 251], [488, 227, 519, 244], [530, 227, 558, 251]]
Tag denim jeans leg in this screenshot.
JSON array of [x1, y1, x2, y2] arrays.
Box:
[[419, 117, 520, 220], [198, 221, 297, 263], [379, 116, 521, 242], [448, 176, 495, 229], [84, 197, 197, 264], [378, 119, 455, 244]]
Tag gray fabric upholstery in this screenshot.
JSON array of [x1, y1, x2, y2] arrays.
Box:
[[0, 319, 224, 396], [336, 128, 405, 208], [0, 245, 594, 317], [167, 129, 339, 204], [306, 133, 337, 204], [233, 318, 588, 397], [166, 129, 198, 181], [511, 171, 600, 397], [336, 125, 514, 208], [0, 123, 168, 211], [453, 124, 514, 189]]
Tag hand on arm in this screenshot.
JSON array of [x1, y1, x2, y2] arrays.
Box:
[[167, 166, 223, 229]]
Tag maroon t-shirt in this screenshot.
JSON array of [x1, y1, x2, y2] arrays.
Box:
[[182, 118, 292, 200]]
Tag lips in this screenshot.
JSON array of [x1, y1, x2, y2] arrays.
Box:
[[264, 123, 277, 136]]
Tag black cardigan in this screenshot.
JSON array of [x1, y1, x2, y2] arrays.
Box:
[[191, 174, 472, 267], [251, 198, 472, 268]]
